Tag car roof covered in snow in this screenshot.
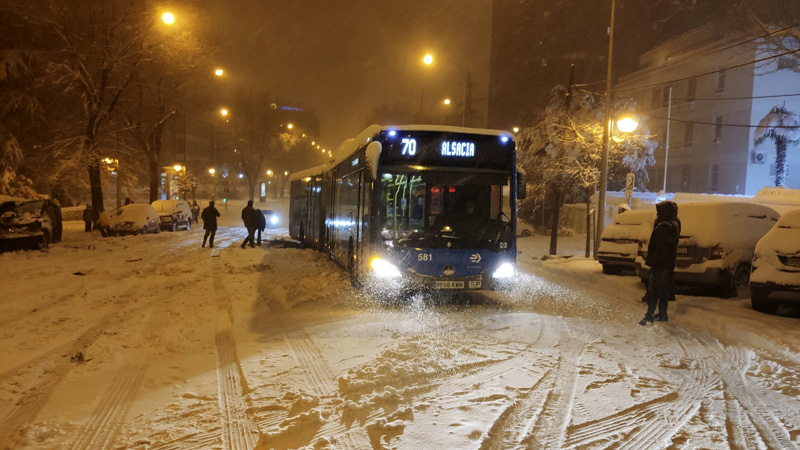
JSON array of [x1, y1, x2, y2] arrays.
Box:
[[677, 202, 779, 248]]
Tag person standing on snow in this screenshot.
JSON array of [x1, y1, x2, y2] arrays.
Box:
[[191, 200, 200, 223], [83, 205, 93, 232], [254, 209, 266, 246], [96, 208, 111, 237], [240, 200, 256, 248], [201, 200, 221, 248], [639, 200, 680, 325]]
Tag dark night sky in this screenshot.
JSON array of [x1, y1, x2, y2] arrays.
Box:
[[210, 0, 492, 150]]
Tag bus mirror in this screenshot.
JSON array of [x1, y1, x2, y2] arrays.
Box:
[[517, 173, 526, 199]]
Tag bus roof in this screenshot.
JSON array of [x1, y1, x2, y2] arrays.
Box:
[[289, 163, 330, 182]]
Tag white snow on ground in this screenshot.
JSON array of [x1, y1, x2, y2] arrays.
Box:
[[1, 199, 799, 450]]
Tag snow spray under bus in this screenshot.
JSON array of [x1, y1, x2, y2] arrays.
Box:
[[289, 125, 525, 293]]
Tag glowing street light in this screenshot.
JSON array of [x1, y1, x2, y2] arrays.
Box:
[[214, 68, 224, 76], [208, 168, 216, 175], [220, 108, 228, 117], [286, 123, 294, 129], [284, 171, 289, 176], [267, 170, 273, 176], [616, 116, 639, 133], [513, 127, 520, 133], [443, 98, 451, 105], [173, 164, 183, 172], [423, 54, 434, 65], [162, 12, 175, 24]]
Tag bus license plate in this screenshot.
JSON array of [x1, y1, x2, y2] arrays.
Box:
[[469, 280, 482, 289], [435, 281, 464, 289], [787, 257, 800, 267]]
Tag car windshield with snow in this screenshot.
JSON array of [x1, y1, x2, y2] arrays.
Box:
[[0, 196, 52, 252], [750, 209, 800, 314], [110, 204, 161, 236], [636, 202, 779, 297], [598, 209, 655, 275]]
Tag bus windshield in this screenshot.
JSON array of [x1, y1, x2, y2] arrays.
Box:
[[378, 170, 513, 249]]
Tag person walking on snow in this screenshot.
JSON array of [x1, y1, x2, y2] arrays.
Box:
[[639, 201, 679, 325], [201, 200, 221, 247], [240, 200, 256, 248]]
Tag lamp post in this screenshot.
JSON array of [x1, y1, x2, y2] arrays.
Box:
[[594, 0, 617, 259]]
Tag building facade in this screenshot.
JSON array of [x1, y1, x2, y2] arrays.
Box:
[[615, 24, 800, 195]]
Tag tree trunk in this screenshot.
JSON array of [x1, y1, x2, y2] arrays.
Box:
[[88, 160, 104, 215], [549, 185, 561, 255], [775, 135, 787, 187], [149, 158, 160, 203]]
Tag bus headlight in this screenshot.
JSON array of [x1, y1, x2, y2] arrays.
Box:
[[370, 257, 401, 277], [270, 215, 279, 225], [492, 263, 515, 278]]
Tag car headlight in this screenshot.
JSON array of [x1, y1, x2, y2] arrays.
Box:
[[492, 263, 515, 278], [270, 215, 279, 225], [370, 257, 401, 277]]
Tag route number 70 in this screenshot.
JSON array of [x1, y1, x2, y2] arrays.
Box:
[[401, 138, 417, 156]]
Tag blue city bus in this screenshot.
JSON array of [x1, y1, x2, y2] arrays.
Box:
[[289, 124, 524, 292]]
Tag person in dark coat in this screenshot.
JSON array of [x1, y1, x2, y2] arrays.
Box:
[[240, 200, 256, 248], [254, 209, 266, 245], [42, 198, 63, 242], [201, 200, 221, 247], [639, 201, 680, 325], [83, 205, 93, 232]]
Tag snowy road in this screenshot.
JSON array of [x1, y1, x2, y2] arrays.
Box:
[[1, 209, 800, 450]]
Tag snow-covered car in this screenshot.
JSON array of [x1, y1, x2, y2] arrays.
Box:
[[516, 218, 534, 238], [598, 209, 655, 275], [750, 209, 800, 314], [109, 204, 161, 236], [635, 202, 779, 297], [151, 199, 192, 232], [263, 209, 280, 228], [0, 196, 52, 252]]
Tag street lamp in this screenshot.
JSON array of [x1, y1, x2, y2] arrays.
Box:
[[443, 98, 451, 105], [513, 127, 520, 133], [173, 164, 183, 172], [214, 68, 224, 77], [220, 108, 228, 117], [162, 12, 175, 24]]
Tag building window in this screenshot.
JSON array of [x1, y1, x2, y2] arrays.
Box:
[[716, 70, 725, 92], [713, 116, 723, 142], [778, 57, 798, 70], [686, 78, 696, 101], [541, 58, 547, 67], [710, 165, 719, 192], [651, 87, 660, 110], [684, 123, 694, 147], [661, 85, 672, 108]]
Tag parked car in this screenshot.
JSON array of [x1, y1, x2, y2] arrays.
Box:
[[750, 209, 800, 314], [151, 200, 192, 232], [264, 209, 280, 228], [635, 202, 779, 297], [0, 196, 52, 252], [598, 209, 655, 274], [109, 204, 161, 235]]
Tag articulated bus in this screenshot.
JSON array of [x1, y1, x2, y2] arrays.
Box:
[[289, 125, 525, 292]]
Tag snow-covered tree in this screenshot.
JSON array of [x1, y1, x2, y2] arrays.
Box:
[[517, 86, 657, 253], [13, 0, 156, 211], [754, 105, 800, 187]]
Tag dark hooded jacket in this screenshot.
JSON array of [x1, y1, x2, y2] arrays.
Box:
[[645, 201, 680, 270]]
